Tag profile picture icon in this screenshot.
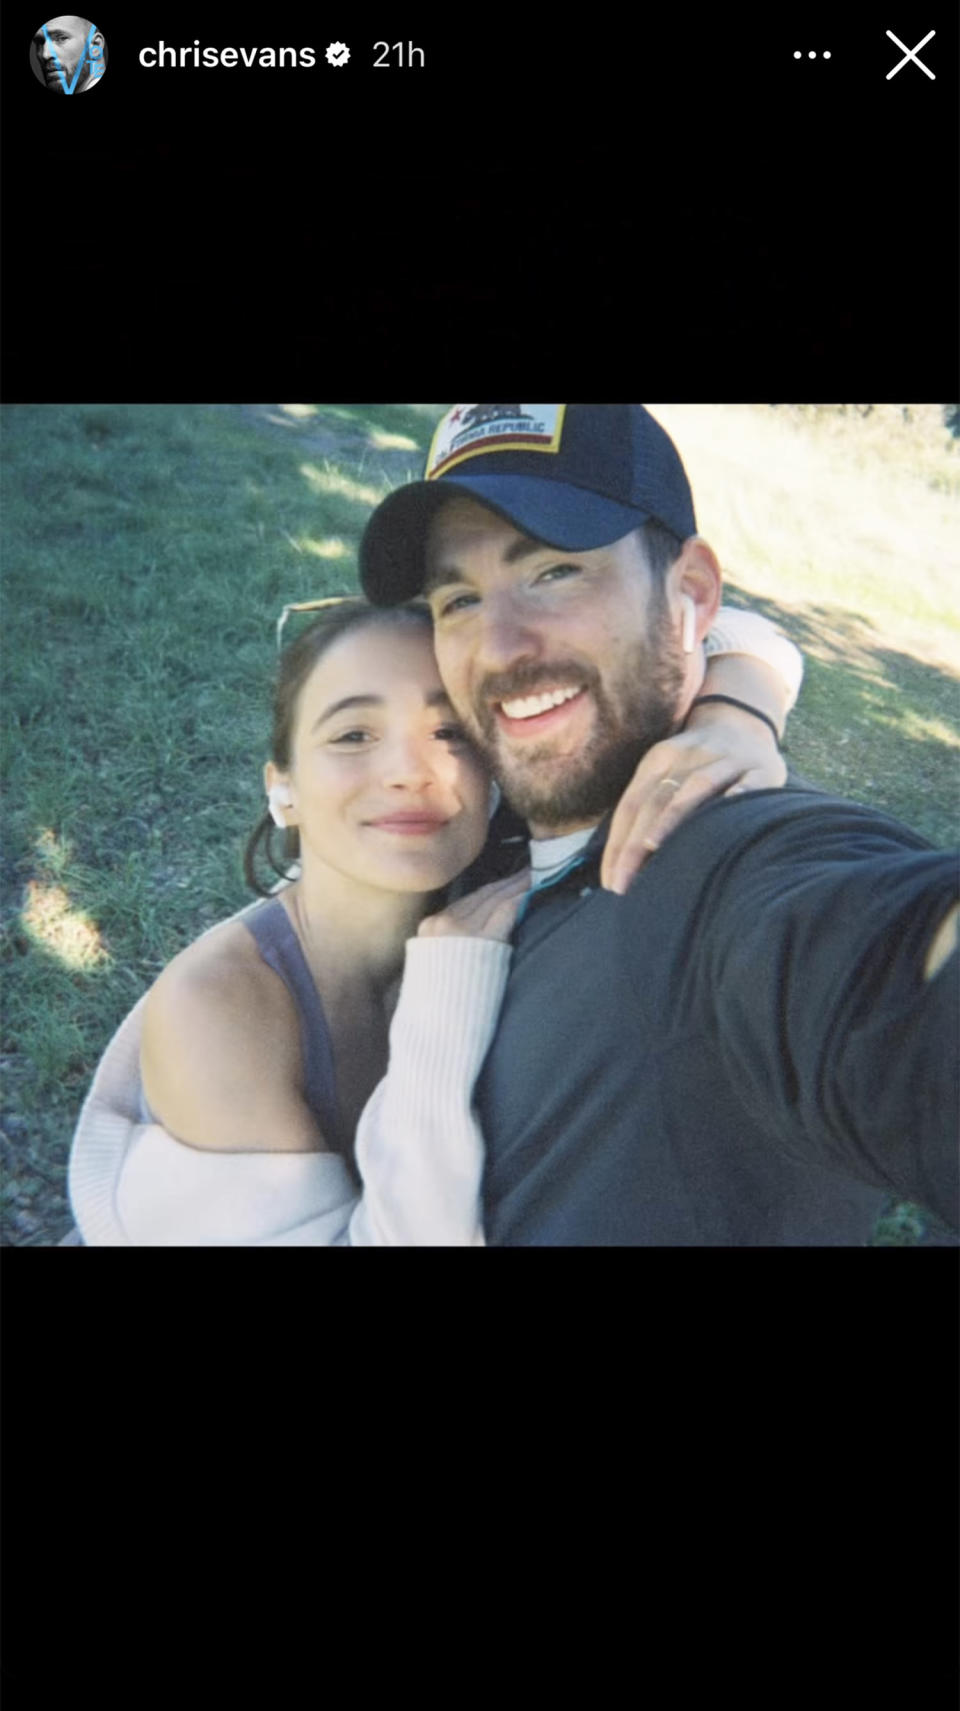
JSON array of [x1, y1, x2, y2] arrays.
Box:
[[31, 17, 107, 94]]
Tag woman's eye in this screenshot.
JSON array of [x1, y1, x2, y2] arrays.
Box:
[[329, 729, 372, 745], [434, 724, 468, 744], [437, 592, 478, 618]]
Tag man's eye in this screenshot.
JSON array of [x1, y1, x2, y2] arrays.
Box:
[[537, 563, 581, 585]]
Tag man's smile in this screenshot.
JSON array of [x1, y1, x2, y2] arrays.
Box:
[[494, 685, 589, 738], [499, 685, 583, 720]]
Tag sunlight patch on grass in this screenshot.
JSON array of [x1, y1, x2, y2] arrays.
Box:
[[369, 429, 419, 452], [647, 404, 960, 671], [21, 879, 109, 970], [295, 536, 351, 560], [869, 706, 960, 749], [299, 462, 385, 506]]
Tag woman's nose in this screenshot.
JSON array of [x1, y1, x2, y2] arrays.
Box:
[[380, 736, 438, 790]]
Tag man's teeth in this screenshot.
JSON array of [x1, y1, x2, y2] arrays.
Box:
[[500, 686, 581, 720]]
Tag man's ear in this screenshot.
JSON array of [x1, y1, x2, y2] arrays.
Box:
[[668, 536, 722, 647]]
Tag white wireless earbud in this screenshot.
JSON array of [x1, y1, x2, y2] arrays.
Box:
[[268, 784, 293, 828], [680, 594, 697, 655], [488, 781, 502, 821]]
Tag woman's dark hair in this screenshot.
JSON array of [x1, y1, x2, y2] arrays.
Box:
[[243, 598, 434, 896]]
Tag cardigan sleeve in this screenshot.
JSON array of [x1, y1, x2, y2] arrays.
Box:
[[704, 605, 804, 711], [69, 938, 511, 1247], [348, 937, 513, 1246], [67, 995, 361, 1246]]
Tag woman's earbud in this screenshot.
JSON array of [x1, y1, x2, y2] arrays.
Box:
[[268, 784, 293, 828], [488, 781, 502, 821], [680, 594, 697, 655]]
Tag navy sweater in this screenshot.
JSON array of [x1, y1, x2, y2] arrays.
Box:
[[473, 788, 959, 1246]]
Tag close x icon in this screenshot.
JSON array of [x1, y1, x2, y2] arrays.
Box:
[[885, 28, 936, 79]]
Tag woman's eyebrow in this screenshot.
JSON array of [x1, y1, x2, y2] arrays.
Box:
[[312, 688, 453, 731], [313, 694, 382, 730]]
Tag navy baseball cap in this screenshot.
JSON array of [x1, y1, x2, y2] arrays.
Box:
[[359, 404, 697, 606]]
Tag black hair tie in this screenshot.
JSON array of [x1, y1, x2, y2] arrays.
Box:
[[684, 694, 782, 750]]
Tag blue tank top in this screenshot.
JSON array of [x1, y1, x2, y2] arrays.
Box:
[[239, 898, 343, 1151]]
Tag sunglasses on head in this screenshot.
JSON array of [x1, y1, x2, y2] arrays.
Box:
[[274, 596, 363, 652], [275, 593, 430, 651]]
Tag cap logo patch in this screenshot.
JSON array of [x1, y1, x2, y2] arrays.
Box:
[[427, 405, 566, 479]]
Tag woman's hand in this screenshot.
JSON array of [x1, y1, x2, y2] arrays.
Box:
[[600, 705, 787, 895], [418, 870, 532, 942]]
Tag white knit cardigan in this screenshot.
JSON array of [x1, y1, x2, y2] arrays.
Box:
[[69, 936, 511, 1246]]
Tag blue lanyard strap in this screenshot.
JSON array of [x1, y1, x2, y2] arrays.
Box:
[[517, 850, 595, 924]]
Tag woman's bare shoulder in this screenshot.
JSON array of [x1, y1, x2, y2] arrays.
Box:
[[141, 911, 330, 1155], [145, 910, 274, 1007]]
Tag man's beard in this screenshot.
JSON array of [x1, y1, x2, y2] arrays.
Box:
[[47, 60, 81, 90], [464, 597, 686, 831]]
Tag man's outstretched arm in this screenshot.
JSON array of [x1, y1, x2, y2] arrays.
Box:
[[707, 804, 959, 1231]]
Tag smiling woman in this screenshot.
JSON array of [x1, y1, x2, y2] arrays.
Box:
[[69, 599, 524, 1243], [247, 602, 490, 904]]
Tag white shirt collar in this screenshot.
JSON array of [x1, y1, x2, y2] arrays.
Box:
[[528, 827, 597, 888]]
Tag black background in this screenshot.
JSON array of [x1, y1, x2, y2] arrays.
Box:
[[3, 7, 957, 398]]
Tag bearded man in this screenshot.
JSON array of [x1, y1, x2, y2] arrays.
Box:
[[34, 16, 105, 93], [360, 404, 958, 1245]]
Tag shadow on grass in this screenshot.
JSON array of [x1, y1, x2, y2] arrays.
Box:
[[236, 403, 439, 491], [0, 926, 134, 1246], [725, 582, 960, 848], [1, 405, 443, 654]]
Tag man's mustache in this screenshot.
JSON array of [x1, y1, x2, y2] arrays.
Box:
[[474, 660, 601, 710]]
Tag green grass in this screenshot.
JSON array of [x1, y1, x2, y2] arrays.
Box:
[[1, 402, 442, 1244], [1, 403, 957, 1245], [650, 404, 960, 847]]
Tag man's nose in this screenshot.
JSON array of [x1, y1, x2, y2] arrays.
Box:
[[473, 590, 544, 672]]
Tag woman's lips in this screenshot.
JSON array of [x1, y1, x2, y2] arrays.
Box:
[[366, 814, 450, 835]]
